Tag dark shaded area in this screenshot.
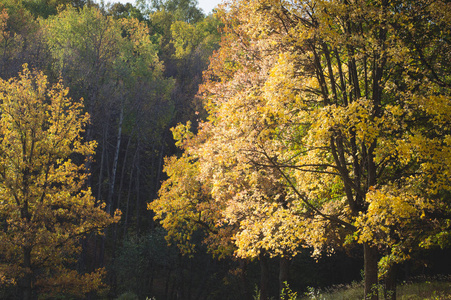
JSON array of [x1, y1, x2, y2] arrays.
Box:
[[0, 0, 449, 299]]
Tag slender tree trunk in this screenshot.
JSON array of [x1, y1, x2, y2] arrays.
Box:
[[123, 147, 138, 236], [151, 136, 166, 230], [96, 122, 108, 202], [115, 135, 132, 214], [259, 253, 270, 300], [107, 101, 124, 296], [364, 243, 379, 300], [107, 102, 124, 215], [155, 132, 166, 193], [165, 268, 172, 300], [135, 157, 141, 232], [97, 114, 113, 269]]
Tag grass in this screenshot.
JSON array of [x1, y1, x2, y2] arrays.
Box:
[[300, 276, 451, 300], [115, 276, 451, 300]]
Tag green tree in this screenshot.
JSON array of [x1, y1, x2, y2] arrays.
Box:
[[22, 0, 94, 19], [107, 2, 145, 21], [42, 6, 121, 108], [140, 0, 204, 23], [171, 15, 221, 60], [0, 65, 119, 299], [42, 6, 173, 230]]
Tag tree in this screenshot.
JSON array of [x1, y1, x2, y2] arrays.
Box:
[[0, 65, 119, 299], [107, 2, 145, 21], [168, 14, 221, 125], [155, 0, 451, 299], [22, 0, 94, 19], [0, 0, 43, 80], [43, 6, 173, 237], [170, 15, 221, 61], [42, 6, 121, 112], [149, 122, 254, 299], [140, 0, 204, 23], [208, 0, 451, 298], [150, 122, 236, 258]]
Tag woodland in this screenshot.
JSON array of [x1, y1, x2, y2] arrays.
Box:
[[0, 0, 450, 299]]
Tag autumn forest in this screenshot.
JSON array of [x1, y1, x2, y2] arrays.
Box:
[[0, 0, 450, 299]]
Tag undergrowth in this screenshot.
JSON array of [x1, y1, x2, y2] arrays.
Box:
[[301, 276, 451, 300]]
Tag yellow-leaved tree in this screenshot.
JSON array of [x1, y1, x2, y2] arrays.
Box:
[[201, 1, 451, 299], [149, 121, 237, 258], [153, 1, 451, 300], [0, 66, 120, 299]]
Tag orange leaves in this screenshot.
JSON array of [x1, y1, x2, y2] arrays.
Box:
[[0, 8, 7, 36], [35, 268, 108, 298]]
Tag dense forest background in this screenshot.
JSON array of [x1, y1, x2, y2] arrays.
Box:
[[0, 0, 450, 299]]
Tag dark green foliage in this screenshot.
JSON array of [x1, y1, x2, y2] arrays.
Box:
[[107, 2, 145, 21], [22, 0, 94, 18], [141, 0, 204, 23], [113, 228, 178, 298]]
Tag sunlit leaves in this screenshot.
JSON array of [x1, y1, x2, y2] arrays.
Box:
[[149, 149, 235, 258], [155, 2, 451, 291]]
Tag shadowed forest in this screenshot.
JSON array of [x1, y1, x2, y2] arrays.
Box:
[[0, 0, 450, 299]]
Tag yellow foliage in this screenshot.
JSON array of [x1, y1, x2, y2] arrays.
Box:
[[0, 66, 118, 296], [155, 0, 451, 284]]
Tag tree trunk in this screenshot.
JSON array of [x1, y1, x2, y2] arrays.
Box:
[[123, 147, 138, 236], [107, 102, 124, 215], [279, 256, 290, 300], [96, 121, 108, 203], [135, 141, 141, 232], [384, 264, 397, 300], [115, 135, 132, 216], [164, 268, 172, 300], [259, 253, 270, 300], [22, 246, 33, 300], [240, 259, 252, 300], [176, 253, 184, 300], [364, 243, 379, 300]]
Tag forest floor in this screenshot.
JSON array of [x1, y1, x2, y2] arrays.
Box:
[[301, 276, 451, 300]]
